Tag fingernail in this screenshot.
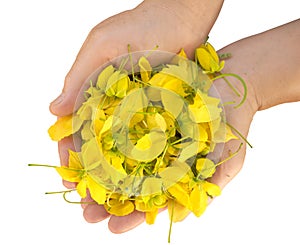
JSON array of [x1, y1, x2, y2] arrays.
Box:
[[51, 93, 65, 107]]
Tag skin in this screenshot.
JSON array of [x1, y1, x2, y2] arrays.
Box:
[[48, 0, 300, 234]]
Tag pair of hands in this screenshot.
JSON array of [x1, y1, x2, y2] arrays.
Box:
[[49, 0, 262, 233]]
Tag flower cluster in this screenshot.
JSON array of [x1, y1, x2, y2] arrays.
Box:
[[33, 42, 247, 240]]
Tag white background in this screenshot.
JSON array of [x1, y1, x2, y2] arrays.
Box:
[[0, 1, 299, 244]]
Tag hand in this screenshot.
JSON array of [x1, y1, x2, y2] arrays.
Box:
[[84, 19, 298, 233], [48, 0, 224, 233]]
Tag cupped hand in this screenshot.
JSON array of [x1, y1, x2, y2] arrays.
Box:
[[49, 0, 226, 234]]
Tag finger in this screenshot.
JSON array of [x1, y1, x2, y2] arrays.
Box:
[[81, 190, 93, 209], [108, 211, 145, 234], [83, 204, 111, 223]]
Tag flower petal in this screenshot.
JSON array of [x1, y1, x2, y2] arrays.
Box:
[[104, 199, 135, 216], [145, 208, 158, 224], [48, 115, 83, 141], [190, 185, 208, 217], [87, 175, 106, 204], [55, 167, 82, 183]]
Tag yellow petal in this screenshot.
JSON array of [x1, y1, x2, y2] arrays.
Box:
[[105, 71, 130, 98], [81, 121, 94, 141], [167, 183, 190, 209], [190, 185, 208, 217], [203, 181, 221, 197], [189, 104, 221, 123], [168, 201, 190, 222], [87, 175, 106, 204], [135, 133, 152, 150], [152, 194, 168, 207], [68, 150, 83, 170], [177, 141, 199, 162], [206, 42, 219, 63], [76, 179, 87, 198], [149, 73, 188, 97], [196, 158, 216, 179], [141, 177, 162, 198], [55, 167, 82, 183], [161, 89, 184, 119], [213, 123, 238, 143], [196, 43, 224, 73], [197, 123, 208, 142], [96, 65, 115, 89], [196, 46, 212, 72], [81, 138, 103, 169], [146, 208, 158, 224], [131, 130, 166, 162], [159, 165, 189, 187], [48, 115, 83, 141], [105, 151, 126, 175], [104, 199, 135, 216], [139, 56, 152, 83], [177, 48, 187, 58], [93, 109, 106, 136], [99, 115, 113, 135]]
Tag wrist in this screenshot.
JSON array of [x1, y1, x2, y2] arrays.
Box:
[[218, 19, 300, 111], [139, 0, 224, 55]]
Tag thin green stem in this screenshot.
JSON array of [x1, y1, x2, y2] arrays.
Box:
[[46, 190, 96, 205], [28, 163, 58, 168], [63, 192, 96, 205], [222, 76, 241, 97], [127, 44, 136, 84], [45, 190, 76, 195], [168, 200, 175, 243], [226, 122, 253, 148], [28, 163, 82, 172], [169, 136, 190, 146], [220, 101, 236, 107], [212, 73, 247, 108], [215, 143, 243, 167]]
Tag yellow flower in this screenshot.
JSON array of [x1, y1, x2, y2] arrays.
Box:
[[55, 139, 107, 205], [135, 194, 167, 224], [135, 177, 167, 224], [104, 195, 135, 216], [190, 180, 221, 217], [105, 70, 130, 98], [149, 73, 188, 97], [196, 42, 225, 74]]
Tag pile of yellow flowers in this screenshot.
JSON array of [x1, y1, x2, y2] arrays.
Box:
[[31, 42, 247, 241]]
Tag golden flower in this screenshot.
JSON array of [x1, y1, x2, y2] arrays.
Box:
[[32, 42, 249, 243], [196, 42, 225, 74]]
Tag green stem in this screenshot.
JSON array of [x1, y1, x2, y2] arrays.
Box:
[[28, 163, 58, 168], [216, 143, 243, 167], [222, 76, 241, 97], [127, 44, 136, 84], [226, 122, 253, 148], [168, 200, 175, 243], [169, 136, 190, 146], [28, 163, 82, 172], [212, 73, 247, 108], [63, 192, 96, 205], [46, 190, 96, 205]]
